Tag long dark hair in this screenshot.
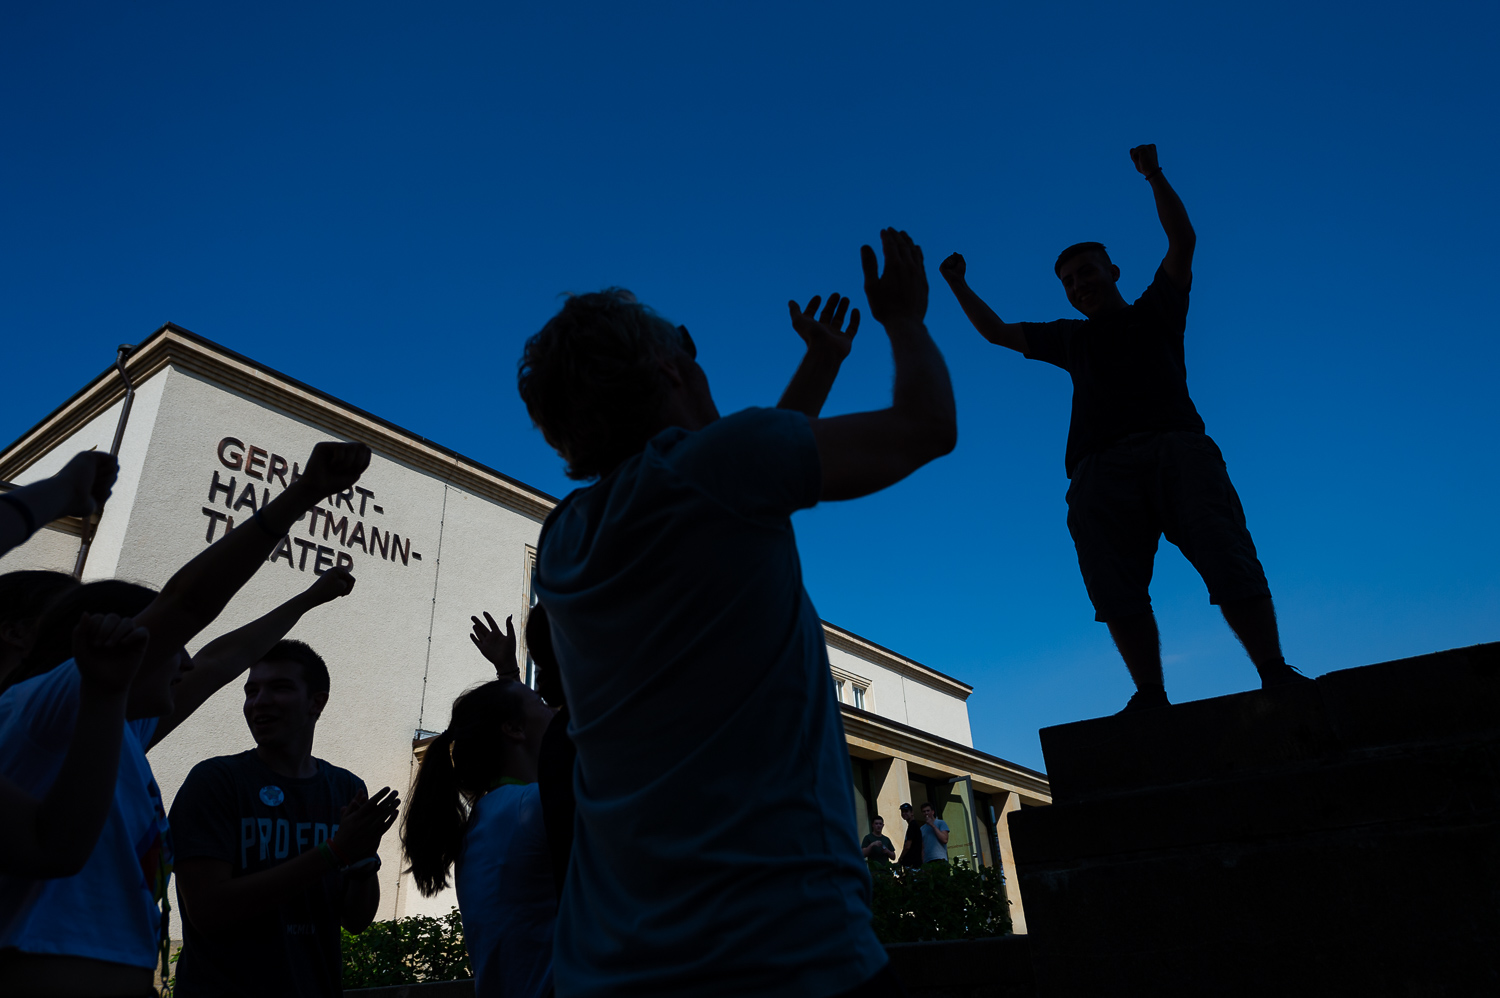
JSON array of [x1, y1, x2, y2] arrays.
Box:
[[401, 680, 530, 897]]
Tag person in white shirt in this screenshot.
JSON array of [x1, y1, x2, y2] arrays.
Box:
[[400, 679, 556, 998]]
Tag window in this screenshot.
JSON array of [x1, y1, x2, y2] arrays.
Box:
[[835, 679, 846, 702], [852, 685, 866, 710]]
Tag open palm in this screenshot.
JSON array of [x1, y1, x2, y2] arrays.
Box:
[[787, 292, 860, 360]]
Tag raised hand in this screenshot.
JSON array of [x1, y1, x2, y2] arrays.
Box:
[[333, 787, 401, 862], [938, 253, 966, 286], [787, 293, 860, 361], [470, 612, 519, 680], [72, 613, 149, 694], [296, 442, 372, 502], [1130, 143, 1160, 177], [861, 228, 928, 327], [305, 565, 357, 605], [57, 451, 119, 518]]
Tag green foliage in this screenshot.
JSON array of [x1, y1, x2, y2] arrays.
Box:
[[869, 860, 1013, 943], [341, 907, 471, 989]]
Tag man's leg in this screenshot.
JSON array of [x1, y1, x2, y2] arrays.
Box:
[[1066, 443, 1167, 712], [1219, 595, 1306, 685], [1159, 433, 1307, 688], [1106, 611, 1165, 693]]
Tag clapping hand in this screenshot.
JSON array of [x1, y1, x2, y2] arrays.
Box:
[[333, 787, 401, 862], [72, 613, 149, 694], [861, 229, 928, 327], [1129, 143, 1160, 177], [297, 442, 372, 502], [787, 293, 861, 361], [470, 612, 519, 681], [57, 451, 119, 518]]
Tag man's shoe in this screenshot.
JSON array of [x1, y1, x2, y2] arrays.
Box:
[[1118, 688, 1171, 714], [1260, 664, 1315, 688]]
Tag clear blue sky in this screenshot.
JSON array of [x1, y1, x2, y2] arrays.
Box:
[[3, 2, 1496, 771]]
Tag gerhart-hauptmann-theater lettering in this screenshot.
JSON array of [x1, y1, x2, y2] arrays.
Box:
[[201, 436, 423, 575]]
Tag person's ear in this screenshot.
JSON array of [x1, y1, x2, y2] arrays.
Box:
[[1110, 264, 1121, 282], [309, 690, 329, 720], [0, 620, 28, 652]]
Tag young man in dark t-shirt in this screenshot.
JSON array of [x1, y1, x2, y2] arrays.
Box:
[[940, 144, 1309, 712], [861, 816, 896, 869], [170, 610, 401, 997]]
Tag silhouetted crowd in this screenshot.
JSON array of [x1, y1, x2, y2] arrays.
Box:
[[0, 147, 1308, 998]]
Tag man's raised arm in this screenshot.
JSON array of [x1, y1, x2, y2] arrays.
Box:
[[810, 229, 957, 502], [776, 293, 859, 419], [1130, 143, 1196, 288], [129, 441, 370, 720], [148, 567, 357, 750], [938, 253, 1031, 354]]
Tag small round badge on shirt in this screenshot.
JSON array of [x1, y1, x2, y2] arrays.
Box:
[[259, 785, 284, 807]]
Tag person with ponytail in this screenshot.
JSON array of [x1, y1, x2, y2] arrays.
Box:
[[402, 679, 556, 998]]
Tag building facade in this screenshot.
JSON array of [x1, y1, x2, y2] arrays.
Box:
[[0, 324, 1050, 933]]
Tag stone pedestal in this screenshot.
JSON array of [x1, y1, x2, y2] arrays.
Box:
[[1009, 642, 1500, 997]]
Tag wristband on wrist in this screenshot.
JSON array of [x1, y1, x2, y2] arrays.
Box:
[[317, 841, 339, 870], [0, 493, 39, 538], [1143, 167, 1163, 181], [326, 838, 350, 867]]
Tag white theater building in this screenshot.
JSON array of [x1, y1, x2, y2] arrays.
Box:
[[0, 324, 1051, 935]]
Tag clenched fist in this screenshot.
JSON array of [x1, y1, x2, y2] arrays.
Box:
[[938, 252, 967, 286], [1130, 144, 1160, 177]]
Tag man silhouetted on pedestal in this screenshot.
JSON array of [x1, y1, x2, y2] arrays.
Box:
[[940, 145, 1308, 712]]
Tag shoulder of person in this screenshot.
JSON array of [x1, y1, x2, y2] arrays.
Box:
[[316, 758, 366, 797], [177, 752, 255, 794], [1136, 266, 1191, 309]]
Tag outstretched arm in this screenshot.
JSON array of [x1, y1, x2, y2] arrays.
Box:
[[0, 452, 118, 557], [148, 567, 357, 750], [777, 293, 859, 418], [127, 441, 371, 722], [1130, 144, 1196, 288], [0, 613, 148, 877], [810, 229, 957, 502], [938, 254, 1031, 354]]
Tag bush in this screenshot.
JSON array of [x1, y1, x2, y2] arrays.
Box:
[[341, 907, 471, 988], [869, 860, 1013, 943]]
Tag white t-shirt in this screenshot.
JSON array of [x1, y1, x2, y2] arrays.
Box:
[[0, 662, 170, 968], [537, 407, 888, 997], [454, 782, 555, 998]]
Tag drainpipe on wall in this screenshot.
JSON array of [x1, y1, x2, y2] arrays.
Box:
[[73, 344, 137, 579]]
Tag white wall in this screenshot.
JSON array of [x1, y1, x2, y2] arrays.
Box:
[[826, 643, 974, 747]]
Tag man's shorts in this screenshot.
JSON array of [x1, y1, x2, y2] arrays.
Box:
[[1065, 431, 1271, 622]]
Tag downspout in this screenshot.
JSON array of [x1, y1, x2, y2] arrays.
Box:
[[73, 344, 136, 579]]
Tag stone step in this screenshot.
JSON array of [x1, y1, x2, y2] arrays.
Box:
[[1039, 641, 1500, 804]]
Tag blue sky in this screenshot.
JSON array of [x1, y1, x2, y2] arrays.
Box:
[[3, 2, 1496, 771]]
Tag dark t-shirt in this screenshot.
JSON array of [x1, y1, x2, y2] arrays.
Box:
[[1021, 266, 1205, 476], [537, 706, 577, 898], [861, 833, 895, 866], [168, 750, 367, 998]]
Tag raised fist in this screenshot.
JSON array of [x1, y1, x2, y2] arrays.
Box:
[[297, 442, 371, 501], [938, 253, 966, 285], [861, 229, 928, 327], [1129, 144, 1160, 176], [73, 613, 149, 694], [57, 451, 119, 518], [305, 565, 356, 605]]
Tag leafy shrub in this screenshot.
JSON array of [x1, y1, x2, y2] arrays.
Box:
[[341, 907, 471, 988], [869, 860, 1013, 943]]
